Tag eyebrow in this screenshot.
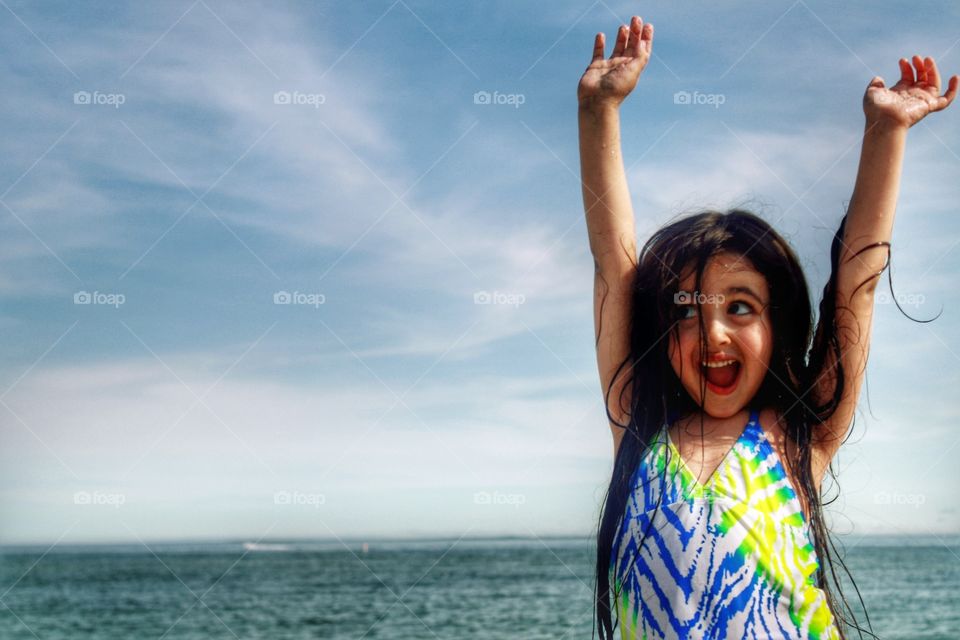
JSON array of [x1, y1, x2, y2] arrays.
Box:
[[676, 285, 766, 305], [725, 285, 765, 305]]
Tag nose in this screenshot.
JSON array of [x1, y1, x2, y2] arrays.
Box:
[[704, 308, 731, 347]]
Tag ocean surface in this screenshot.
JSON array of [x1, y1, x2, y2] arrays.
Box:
[[0, 534, 957, 639]]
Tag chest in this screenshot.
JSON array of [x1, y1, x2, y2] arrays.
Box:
[[666, 410, 815, 521]]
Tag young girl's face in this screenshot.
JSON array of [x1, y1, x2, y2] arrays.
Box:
[[667, 251, 773, 418]]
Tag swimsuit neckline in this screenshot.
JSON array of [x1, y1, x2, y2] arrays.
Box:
[[664, 407, 760, 490]]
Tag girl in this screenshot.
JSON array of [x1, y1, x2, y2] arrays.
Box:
[[577, 15, 957, 640]]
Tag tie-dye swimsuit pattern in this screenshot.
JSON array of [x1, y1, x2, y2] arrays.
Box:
[[611, 407, 841, 639]]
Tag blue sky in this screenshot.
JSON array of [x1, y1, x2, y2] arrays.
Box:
[[1, 0, 959, 546]]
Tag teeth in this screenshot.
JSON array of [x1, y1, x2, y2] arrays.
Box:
[[702, 359, 737, 368]]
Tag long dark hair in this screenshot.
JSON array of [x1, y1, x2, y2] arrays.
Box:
[[592, 207, 907, 640]]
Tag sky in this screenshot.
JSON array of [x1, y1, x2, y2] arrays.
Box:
[[1, 0, 959, 547]]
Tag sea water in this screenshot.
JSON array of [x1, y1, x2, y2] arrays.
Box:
[[0, 534, 956, 639]]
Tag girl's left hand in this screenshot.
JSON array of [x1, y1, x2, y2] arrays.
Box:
[[864, 55, 958, 128]]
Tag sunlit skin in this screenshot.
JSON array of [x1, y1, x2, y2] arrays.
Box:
[[579, 15, 957, 495], [667, 252, 773, 433], [578, 12, 959, 557]]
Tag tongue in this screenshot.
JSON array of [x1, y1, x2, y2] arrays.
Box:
[[705, 362, 738, 388]]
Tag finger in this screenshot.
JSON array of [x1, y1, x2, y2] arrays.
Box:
[[898, 58, 914, 85], [628, 16, 644, 57], [591, 32, 605, 62], [640, 22, 654, 54], [913, 54, 927, 84], [868, 76, 885, 89], [935, 75, 959, 111], [925, 56, 941, 90], [611, 24, 627, 58]]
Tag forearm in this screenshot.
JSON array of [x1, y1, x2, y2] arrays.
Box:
[[837, 119, 909, 294], [578, 101, 638, 271]]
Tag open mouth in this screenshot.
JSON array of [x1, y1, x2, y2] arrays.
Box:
[[701, 359, 741, 395]]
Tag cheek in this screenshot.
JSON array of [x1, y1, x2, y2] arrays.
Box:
[[668, 330, 695, 374], [667, 334, 682, 373], [740, 323, 773, 365]]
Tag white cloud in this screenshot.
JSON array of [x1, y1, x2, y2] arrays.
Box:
[[2, 0, 958, 544]]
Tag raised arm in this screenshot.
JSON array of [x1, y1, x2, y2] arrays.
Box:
[[577, 16, 653, 456], [810, 56, 957, 482]]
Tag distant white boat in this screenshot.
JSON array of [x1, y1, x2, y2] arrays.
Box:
[[242, 542, 291, 552]]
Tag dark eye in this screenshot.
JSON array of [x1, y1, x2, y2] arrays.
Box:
[[677, 305, 696, 320], [730, 301, 753, 315]]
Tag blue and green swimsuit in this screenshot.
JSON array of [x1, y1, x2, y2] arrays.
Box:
[[611, 407, 840, 639]]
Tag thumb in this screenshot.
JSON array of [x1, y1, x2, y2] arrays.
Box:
[[868, 76, 885, 89]]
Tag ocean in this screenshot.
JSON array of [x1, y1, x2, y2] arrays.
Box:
[[0, 534, 956, 639]]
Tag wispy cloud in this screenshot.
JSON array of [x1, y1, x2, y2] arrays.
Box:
[[2, 0, 958, 543]]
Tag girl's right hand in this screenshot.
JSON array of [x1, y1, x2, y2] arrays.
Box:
[[577, 16, 654, 109]]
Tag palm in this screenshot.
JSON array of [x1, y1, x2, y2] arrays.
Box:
[[864, 55, 958, 128], [578, 16, 653, 106], [579, 56, 645, 101]]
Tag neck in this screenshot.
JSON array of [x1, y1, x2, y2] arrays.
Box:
[[674, 406, 751, 436]]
